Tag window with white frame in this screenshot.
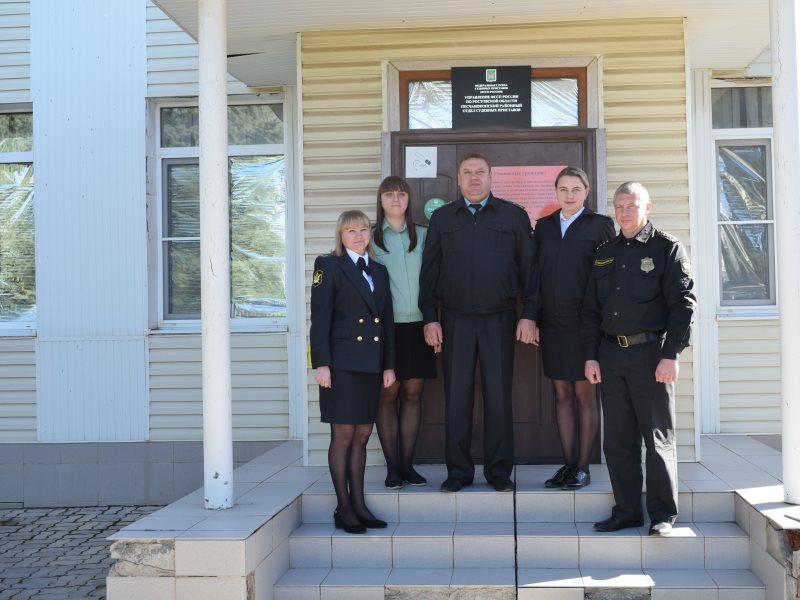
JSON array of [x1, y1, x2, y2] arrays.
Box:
[[157, 101, 287, 325], [0, 112, 34, 325], [712, 86, 775, 307]]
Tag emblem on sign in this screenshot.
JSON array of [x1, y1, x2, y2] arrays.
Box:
[[640, 257, 655, 273], [485, 68, 497, 82]]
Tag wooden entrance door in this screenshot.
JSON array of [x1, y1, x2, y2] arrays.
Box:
[[390, 128, 600, 464]]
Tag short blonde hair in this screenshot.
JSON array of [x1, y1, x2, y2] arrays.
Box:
[[333, 210, 372, 257], [614, 181, 650, 204]]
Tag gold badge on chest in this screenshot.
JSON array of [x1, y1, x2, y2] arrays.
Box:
[[640, 257, 655, 273]]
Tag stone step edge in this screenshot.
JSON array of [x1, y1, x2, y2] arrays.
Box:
[[275, 567, 766, 593]]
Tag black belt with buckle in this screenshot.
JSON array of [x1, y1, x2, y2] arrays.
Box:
[[605, 332, 663, 348]]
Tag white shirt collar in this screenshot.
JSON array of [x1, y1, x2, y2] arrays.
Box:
[[345, 247, 368, 264]]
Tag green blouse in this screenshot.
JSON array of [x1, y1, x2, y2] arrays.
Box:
[[372, 221, 427, 323]]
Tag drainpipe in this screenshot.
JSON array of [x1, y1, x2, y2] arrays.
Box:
[[771, 0, 800, 505], [199, 0, 233, 509]]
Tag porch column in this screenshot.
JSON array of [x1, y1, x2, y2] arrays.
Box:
[[199, 0, 233, 509], [771, 0, 800, 504]]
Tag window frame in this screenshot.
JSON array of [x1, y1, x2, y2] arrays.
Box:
[[0, 108, 35, 335], [711, 126, 776, 316], [398, 67, 588, 130], [153, 96, 289, 332]]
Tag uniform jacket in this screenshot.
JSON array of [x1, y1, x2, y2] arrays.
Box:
[[309, 254, 396, 373], [532, 207, 616, 323], [419, 194, 536, 322], [582, 222, 696, 361]]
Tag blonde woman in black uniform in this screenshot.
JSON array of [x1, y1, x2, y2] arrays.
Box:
[[533, 167, 615, 490], [310, 210, 397, 534]]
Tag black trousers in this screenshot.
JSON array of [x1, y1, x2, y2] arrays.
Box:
[[441, 309, 515, 483], [599, 337, 678, 523]]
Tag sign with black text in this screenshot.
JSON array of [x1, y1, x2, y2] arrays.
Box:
[[452, 66, 531, 129]]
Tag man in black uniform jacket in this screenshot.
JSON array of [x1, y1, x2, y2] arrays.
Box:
[[583, 181, 696, 536], [419, 153, 537, 493]]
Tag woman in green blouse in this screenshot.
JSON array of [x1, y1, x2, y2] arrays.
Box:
[[372, 176, 436, 489]]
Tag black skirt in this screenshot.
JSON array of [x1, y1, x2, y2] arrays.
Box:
[[393, 321, 437, 381], [319, 368, 382, 424], [539, 319, 587, 381]]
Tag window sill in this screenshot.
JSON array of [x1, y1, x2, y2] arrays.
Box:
[[150, 320, 289, 335], [0, 327, 36, 337], [716, 308, 779, 321]]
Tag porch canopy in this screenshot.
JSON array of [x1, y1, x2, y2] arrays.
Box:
[[152, 0, 799, 507], [153, 0, 769, 86]]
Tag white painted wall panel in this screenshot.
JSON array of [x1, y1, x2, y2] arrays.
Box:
[[31, 0, 149, 441], [0, 1, 29, 103], [146, 0, 248, 97]]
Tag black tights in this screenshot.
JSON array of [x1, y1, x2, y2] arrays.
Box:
[[552, 379, 598, 469], [376, 378, 424, 477], [328, 423, 378, 527]]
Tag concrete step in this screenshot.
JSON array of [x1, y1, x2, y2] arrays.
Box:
[[275, 567, 765, 599], [300, 482, 734, 525], [288, 521, 749, 571]]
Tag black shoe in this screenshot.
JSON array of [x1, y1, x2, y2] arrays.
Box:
[[440, 477, 469, 492], [562, 467, 591, 489], [401, 466, 427, 486], [593, 515, 644, 532], [648, 521, 673, 536], [333, 510, 366, 534], [384, 474, 403, 490], [545, 465, 572, 488], [491, 476, 515, 492], [358, 515, 388, 529]]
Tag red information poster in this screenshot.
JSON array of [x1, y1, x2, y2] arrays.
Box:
[[490, 165, 566, 225]]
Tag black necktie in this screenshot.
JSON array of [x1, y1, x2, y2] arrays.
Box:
[[357, 256, 372, 276], [470, 204, 481, 217]]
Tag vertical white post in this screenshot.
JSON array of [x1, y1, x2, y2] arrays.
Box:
[[771, 0, 800, 505], [199, 0, 233, 509]]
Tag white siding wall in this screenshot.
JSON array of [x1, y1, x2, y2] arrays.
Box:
[[0, 337, 35, 440], [0, 0, 28, 103], [149, 333, 290, 440], [718, 320, 781, 433], [146, 0, 248, 97], [31, 0, 149, 441], [301, 17, 696, 465]]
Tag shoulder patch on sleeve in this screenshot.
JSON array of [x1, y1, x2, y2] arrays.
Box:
[[594, 257, 614, 267], [680, 258, 691, 275], [312, 269, 323, 287], [654, 229, 679, 243]]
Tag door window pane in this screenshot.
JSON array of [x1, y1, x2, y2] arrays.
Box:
[[532, 78, 579, 126], [0, 163, 35, 321], [408, 81, 452, 129], [407, 75, 581, 128]]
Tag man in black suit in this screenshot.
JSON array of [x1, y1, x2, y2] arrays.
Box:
[[419, 153, 537, 493]]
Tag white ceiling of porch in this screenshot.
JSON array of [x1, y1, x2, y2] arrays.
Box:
[[153, 0, 770, 87]]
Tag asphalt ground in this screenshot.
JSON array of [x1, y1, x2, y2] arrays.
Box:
[[0, 505, 161, 600]]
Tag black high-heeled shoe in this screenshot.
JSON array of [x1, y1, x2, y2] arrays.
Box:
[[333, 510, 366, 534], [357, 515, 387, 529]]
